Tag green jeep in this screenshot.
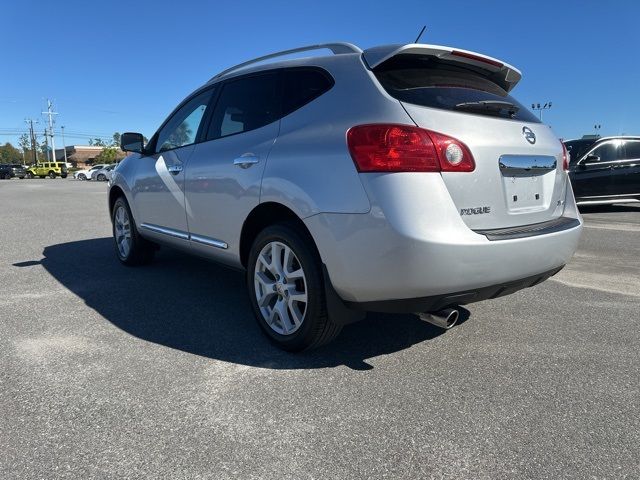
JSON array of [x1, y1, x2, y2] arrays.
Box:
[[25, 162, 68, 179]]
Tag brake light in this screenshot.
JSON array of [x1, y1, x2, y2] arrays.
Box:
[[451, 50, 504, 68], [347, 124, 475, 173], [560, 141, 569, 171]]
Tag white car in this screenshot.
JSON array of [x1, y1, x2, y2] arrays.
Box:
[[74, 164, 109, 181], [105, 162, 121, 182]]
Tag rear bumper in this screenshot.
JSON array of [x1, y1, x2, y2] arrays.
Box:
[[347, 266, 563, 313], [305, 174, 582, 305]]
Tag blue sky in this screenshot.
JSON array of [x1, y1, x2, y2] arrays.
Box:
[[1, 0, 638, 147]]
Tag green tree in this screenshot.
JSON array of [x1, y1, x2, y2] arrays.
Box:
[[18, 134, 31, 164], [111, 132, 121, 147], [0, 143, 22, 163], [18, 134, 30, 153], [88, 138, 106, 147], [39, 138, 50, 160], [94, 147, 118, 164]]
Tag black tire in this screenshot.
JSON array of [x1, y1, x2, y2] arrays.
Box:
[[77, 174, 86, 181], [25, 172, 33, 179], [246, 222, 341, 351], [112, 196, 155, 266], [39, 176, 45, 179], [61, 174, 67, 179], [97, 174, 106, 182], [3, 173, 10, 179], [48, 171, 56, 179], [19, 176, 25, 179]]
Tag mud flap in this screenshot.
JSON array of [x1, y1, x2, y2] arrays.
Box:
[[322, 264, 365, 326]]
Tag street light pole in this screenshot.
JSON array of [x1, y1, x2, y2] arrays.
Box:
[[531, 102, 553, 122]]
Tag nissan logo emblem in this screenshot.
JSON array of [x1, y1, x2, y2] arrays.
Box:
[[522, 126, 536, 145]]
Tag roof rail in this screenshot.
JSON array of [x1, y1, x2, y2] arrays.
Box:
[[210, 42, 362, 81]]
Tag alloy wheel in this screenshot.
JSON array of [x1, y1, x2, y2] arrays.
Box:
[[254, 241, 308, 335], [114, 205, 132, 259]]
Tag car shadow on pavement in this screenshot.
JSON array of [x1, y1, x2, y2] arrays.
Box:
[[21, 238, 469, 370]]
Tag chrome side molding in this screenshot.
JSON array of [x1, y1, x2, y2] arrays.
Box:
[[190, 233, 228, 249], [140, 223, 228, 249], [499, 155, 556, 176], [140, 223, 190, 240]]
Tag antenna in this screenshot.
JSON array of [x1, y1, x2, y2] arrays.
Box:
[[414, 25, 426, 44]]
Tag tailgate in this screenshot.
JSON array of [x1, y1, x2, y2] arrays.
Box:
[[368, 43, 567, 230], [404, 105, 566, 229]]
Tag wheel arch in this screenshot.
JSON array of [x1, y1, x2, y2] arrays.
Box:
[[239, 202, 318, 269], [108, 185, 126, 218]]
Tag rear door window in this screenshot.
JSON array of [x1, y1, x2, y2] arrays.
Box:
[[373, 54, 540, 123], [623, 140, 640, 160], [207, 72, 280, 140]]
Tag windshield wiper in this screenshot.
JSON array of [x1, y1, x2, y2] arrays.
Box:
[[455, 100, 520, 116]]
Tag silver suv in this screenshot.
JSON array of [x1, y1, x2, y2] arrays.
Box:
[[110, 42, 582, 351]]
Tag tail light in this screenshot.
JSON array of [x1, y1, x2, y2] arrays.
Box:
[[560, 140, 569, 171], [347, 124, 475, 173]]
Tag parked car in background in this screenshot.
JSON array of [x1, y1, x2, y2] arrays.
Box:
[[111, 41, 582, 351], [25, 162, 68, 179], [91, 164, 117, 181], [10, 164, 27, 179], [74, 164, 108, 181], [0, 164, 13, 179], [105, 162, 121, 182], [0, 164, 27, 179], [565, 136, 640, 205]]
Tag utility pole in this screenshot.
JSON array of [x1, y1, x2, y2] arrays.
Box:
[[61, 125, 68, 164], [43, 129, 50, 162], [531, 102, 552, 121], [25, 118, 39, 164], [594, 124, 602, 137], [42, 99, 58, 162]]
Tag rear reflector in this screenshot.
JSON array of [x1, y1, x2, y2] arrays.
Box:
[[347, 124, 475, 173], [450, 50, 504, 68]]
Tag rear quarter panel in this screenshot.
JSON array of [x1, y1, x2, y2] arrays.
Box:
[[260, 55, 412, 217]]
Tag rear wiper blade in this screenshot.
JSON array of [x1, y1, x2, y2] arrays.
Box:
[[455, 100, 520, 115]]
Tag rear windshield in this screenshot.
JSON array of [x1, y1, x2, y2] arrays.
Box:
[[373, 54, 540, 123], [563, 139, 596, 164]]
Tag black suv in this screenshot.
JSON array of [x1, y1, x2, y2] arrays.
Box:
[[565, 136, 640, 205], [0, 164, 26, 179]]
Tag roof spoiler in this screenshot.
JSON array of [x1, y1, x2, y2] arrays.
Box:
[[210, 42, 362, 81], [363, 44, 522, 92]]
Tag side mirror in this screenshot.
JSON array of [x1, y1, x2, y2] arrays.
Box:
[[584, 154, 600, 163], [121, 132, 145, 153]]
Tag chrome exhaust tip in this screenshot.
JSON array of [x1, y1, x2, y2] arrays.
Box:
[[417, 308, 459, 330]]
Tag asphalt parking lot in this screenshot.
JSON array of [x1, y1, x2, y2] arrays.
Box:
[[1, 179, 638, 479]]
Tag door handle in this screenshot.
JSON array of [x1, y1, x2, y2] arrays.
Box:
[[167, 164, 183, 175], [233, 154, 260, 169]]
